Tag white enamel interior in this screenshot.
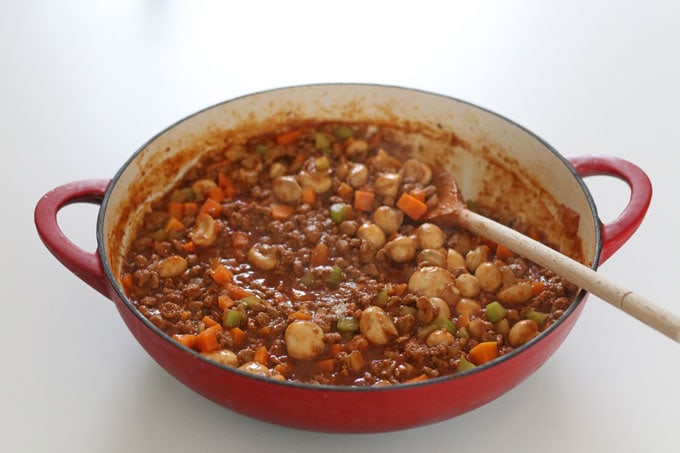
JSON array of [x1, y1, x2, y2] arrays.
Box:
[[100, 84, 599, 280]]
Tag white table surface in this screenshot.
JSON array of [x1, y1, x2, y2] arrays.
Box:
[[3, 1, 679, 451]]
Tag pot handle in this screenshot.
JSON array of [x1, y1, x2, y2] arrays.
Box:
[[34, 179, 112, 298], [568, 156, 652, 264]]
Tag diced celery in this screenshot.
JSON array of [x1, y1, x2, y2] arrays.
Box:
[[485, 301, 507, 323], [300, 271, 316, 287], [170, 188, 195, 202], [525, 310, 548, 327], [434, 317, 457, 335], [336, 316, 359, 332], [333, 125, 354, 140], [314, 132, 330, 150], [241, 295, 262, 306], [255, 144, 268, 155], [326, 265, 343, 287], [417, 316, 456, 339], [224, 309, 242, 328], [374, 289, 389, 306], [151, 229, 167, 242], [315, 155, 330, 171], [417, 322, 439, 339], [456, 326, 469, 339], [329, 203, 348, 223], [456, 357, 476, 372]]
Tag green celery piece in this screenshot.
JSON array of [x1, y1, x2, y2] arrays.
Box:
[[336, 316, 359, 332], [333, 126, 354, 140], [485, 301, 507, 323], [151, 229, 167, 242], [329, 203, 348, 223], [456, 358, 476, 372], [434, 317, 457, 335], [525, 310, 549, 327], [374, 289, 389, 306], [300, 271, 316, 287], [224, 309, 242, 328], [314, 132, 330, 150], [241, 295, 263, 306], [315, 155, 330, 171], [326, 265, 343, 287]]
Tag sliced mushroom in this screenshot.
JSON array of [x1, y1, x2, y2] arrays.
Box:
[[272, 175, 302, 203], [359, 306, 398, 345], [399, 158, 432, 185]]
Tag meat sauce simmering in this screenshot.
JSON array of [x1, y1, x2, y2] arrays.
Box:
[[122, 121, 578, 386]]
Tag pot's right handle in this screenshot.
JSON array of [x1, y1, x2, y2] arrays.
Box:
[[568, 156, 652, 264]]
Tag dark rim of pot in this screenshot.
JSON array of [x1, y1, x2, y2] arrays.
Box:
[[97, 83, 602, 392]]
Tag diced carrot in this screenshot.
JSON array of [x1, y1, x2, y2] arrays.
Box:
[[172, 334, 196, 349], [218, 172, 236, 197], [531, 280, 546, 297], [480, 237, 497, 250], [167, 202, 184, 220], [396, 193, 428, 220], [288, 311, 313, 321], [354, 190, 375, 212], [290, 154, 306, 172], [164, 217, 184, 233], [337, 182, 354, 200], [276, 129, 304, 145], [329, 343, 345, 356], [200, 198, 222, 217], [217, 294, 235, 311], [183, 202, 199, 217], [388, 283, 408, 297], [120, 273, 134, 292], [231, 231, 249, 249], [257, 325, 273, 337], [254, 346, 269, 365], [469, 341, 499, 365], [202, 316, 222, 330], [229, 327, 246, 346], [224, 282, 250, 300], [210, 264, 233, 285], [310, 243, 330, 267], [405, 373, 429, 384], [301, 186, 317, 204], [274, 362, 294, 377], [207, 186, 225, 202], [409, 188, 426, 203], [496, 243, 514, 260], [316, 358, 335, 373], [181, 240, 196, 253], [194, 326, 220, 353], [181, 310, 191, 321], [271, 203, 294, 220]]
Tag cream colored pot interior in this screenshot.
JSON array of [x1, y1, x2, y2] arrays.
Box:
[[102, 84, 597, 281]]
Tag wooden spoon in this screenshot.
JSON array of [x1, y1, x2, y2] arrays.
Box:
[[426, 169, 680, 342]]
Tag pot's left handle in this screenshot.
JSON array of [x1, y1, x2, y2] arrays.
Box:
[[34, 179, 112, 298]]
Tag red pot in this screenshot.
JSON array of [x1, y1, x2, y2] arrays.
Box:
[[34, 84, 651, 433]]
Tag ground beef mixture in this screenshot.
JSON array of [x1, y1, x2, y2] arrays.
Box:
[[121, 121, 579, 386]]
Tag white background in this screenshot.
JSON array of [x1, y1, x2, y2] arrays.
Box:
[[3, 1, 679, 451]]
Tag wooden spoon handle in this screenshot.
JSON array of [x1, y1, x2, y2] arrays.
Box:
[[459, 209, 680, 342]]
